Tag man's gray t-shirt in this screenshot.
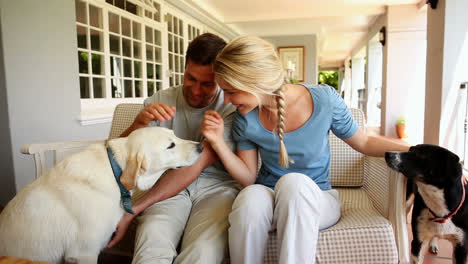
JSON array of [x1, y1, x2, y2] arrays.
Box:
[[144, 86, 236, 180]]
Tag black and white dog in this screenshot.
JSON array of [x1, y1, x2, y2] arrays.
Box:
[[385, 144, 468, 264]]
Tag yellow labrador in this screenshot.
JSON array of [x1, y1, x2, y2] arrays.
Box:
[[0, 127, 202, 263]]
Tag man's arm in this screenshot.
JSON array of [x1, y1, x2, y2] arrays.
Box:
[[107, 141, 217, 248]]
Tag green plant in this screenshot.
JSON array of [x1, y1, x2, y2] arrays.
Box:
[[318, 71, 338, 90], [395, 116, 406, 125]]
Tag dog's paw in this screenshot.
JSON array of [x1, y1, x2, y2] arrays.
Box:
[[429, 245, 438, 254], [429, 237, 439, 254]]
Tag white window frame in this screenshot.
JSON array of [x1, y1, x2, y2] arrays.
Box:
[[77, 0, 231, 125]]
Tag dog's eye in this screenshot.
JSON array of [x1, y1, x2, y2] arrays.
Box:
[[167, 142, 176, 149]]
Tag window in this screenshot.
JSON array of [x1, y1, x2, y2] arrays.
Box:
[[76, 1, 105, 98], [108, 12, 144, 98], [166, 13, 184, 88], [75, 0, 227, 125]]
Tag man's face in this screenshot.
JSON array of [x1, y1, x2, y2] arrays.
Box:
[[182, 60, 218, 108]]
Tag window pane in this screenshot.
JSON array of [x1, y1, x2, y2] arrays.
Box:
[[173, 17, 178, 35], [154, 30, 161, 46], [133, 22, 141, 40], [145, 26, 153, 44], [111, 78, 122, 98], [77, 25, 87, 49], [156, 81, 161, 92], [109, 13, 119, 34], [114, 0, 125, 10], [134, 61, 141, 78], [168, 35, 173, 52], [80, 76, 90, 98], [147, 81, 155, 96], [179, 20, 183, 37], [78, 51, 88, 74], [146, 45, 153, 61], [175, 55, 179, 72], [109, 34, 120, 55], [174, 36, 178, 54], [169, 54, 173, 70], [179, 39, 183, 54], [133, 41, 141, 59], [121, 17, 131, 37], [106, 0, 113, 4], [180, 56, 184, 72], [135, 81, 142, 97], [123, 59, 131, 77], [167, 14, 172, 32], [110, 56, 121, 77], [146, 63, 154, 79], [155, 64, 161, 80], [153, 2, 160, 21], [90, 29, 103, 51], [93, 78, 105, 98], [145, 10, 152, 19], [155, 47, 161, 62], [75, 0, 87, 24], [122, 38, 131, 57], [91, 53, 104, 75], [124, 80, 132, 98], [89, 5, 102, 29], [126, 1, 137, 15]]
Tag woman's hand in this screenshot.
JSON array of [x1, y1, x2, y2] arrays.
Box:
[[201, 110, 225, 147]]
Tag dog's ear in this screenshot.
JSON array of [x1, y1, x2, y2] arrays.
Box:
[[121, 153, 147, 190]]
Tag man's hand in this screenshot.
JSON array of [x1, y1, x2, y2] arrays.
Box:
[[106, 212, 135, 248], [201, 110, 225, 147], [134, 103, 176, 127], [121, 103, 176, 137]]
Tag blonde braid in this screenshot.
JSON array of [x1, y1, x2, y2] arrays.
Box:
[[275, 86, 293, 168]]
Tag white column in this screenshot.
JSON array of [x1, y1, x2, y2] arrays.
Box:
[[351, 57, 365, 109], [424, 0, 468, 159], [366, 41, 383, 127], [343, 58, 352, 106], [381, 5, 427, 141]]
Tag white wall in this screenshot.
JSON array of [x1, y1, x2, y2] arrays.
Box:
[[381, 5, 427, 142], [0, 0, 110, 206], [263, 35, 318, 85]]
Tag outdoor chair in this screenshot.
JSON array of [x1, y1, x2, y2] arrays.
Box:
[[21, 103, 410, 264]]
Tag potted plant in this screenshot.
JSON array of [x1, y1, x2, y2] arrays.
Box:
[[395, 116, 408, 139]]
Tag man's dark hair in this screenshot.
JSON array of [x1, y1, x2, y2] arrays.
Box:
[[185, 33, 227, 66]]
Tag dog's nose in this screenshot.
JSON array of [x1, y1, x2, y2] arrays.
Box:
[[197, 143, 204, 153]]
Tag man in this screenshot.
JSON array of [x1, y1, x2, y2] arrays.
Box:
[[107, 33, 239, 264]]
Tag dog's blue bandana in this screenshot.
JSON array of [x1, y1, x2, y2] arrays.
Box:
[[107, 147, 135, 215]]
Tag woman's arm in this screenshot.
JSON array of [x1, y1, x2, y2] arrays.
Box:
[[343, 128, 411, 157], [202, 110, 258, 186]]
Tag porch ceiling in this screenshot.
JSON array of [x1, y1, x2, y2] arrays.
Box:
[[184, 0, 422, 69]]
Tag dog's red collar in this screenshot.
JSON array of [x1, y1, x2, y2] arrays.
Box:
[[428, 176, 466, 224]]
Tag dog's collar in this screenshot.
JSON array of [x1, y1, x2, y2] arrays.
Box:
[[107, 147, 135, 215], [428, 176, 466, 224]]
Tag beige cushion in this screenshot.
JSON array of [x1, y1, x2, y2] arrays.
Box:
[[263, 188, 398, 264]]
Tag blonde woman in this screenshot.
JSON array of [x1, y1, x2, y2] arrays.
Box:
[[201, 36, 409, 264]]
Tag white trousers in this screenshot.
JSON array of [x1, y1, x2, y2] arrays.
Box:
[[132, 177, 240, 264], [228, 173, 341, 264]]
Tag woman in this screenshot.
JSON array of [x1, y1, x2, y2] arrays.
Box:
[[201, 35, 409, 264]]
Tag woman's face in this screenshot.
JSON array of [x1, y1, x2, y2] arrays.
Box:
[[216, 77, 259, 114]]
